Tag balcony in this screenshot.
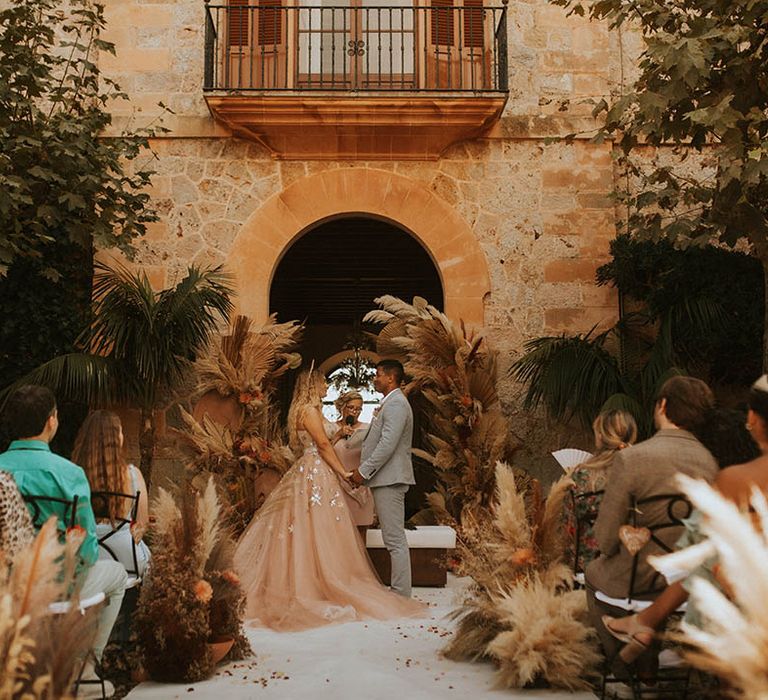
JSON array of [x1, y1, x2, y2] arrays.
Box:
[[203, 1, 509, 159]]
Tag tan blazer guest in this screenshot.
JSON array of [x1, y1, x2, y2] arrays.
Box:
[[585, 376, 718, 677]]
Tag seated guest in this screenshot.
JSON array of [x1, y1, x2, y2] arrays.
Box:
[[72, 410, 151, 577], [0, 385, 126, 696], [0, 469, 34, 567], [602, 393, 765, 662], [585, 376, 718, 675], [564, 409, 638, 573]]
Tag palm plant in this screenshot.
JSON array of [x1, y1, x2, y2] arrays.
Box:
[[1, 261, 233, 484], [509, 297, 726, 437]]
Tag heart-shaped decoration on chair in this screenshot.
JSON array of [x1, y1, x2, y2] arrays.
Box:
[[619, 525, 651, 555]]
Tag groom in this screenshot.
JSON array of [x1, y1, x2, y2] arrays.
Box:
[[350, 359, 415, 597]]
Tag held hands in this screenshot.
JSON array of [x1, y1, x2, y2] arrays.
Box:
[[348, 469, 365, 486]]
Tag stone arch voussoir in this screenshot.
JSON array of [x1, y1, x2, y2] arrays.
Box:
[[225, 168, 490, 327]]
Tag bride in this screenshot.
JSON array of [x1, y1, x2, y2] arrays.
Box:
[[234, 369, 425, 630]]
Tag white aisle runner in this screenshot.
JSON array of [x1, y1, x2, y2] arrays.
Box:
[[126, 576, 596, 700]]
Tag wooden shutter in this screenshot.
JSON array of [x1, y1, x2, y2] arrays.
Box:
[[228, 0, 249, 47], [431, 0, 454, 46], [258, 0, 282, 46], [462, 0, 483, 48]]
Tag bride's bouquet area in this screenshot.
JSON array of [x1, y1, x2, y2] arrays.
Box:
[[134, 477, 251, 683], [175, 314, 302, 534], [655, 476, 768, 699], [0, 520, 97, 699], [443, 462, 600, 690], [364, 296, 516, 518]]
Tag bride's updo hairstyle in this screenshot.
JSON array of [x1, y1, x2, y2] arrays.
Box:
[[287, 368, 327, 451]]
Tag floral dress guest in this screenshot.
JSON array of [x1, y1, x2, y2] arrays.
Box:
[[0, 470, 35, 567], [563, 409, 638, 574]]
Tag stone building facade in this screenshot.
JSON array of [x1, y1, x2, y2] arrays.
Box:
[[100, 0, 636, 477]]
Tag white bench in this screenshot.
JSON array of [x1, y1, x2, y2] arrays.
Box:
[[366, 525, 456, 587]]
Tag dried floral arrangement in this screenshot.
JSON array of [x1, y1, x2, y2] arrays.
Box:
[[652, 476, 768, 699], [134, 477, 251, 683], [0, 519, 97, 699], [364, 296, 516, 518], [175, 314, 302, 533], [441, 462, 600, 690]]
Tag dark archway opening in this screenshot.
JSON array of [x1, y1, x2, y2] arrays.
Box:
[[270, 215, 443, 362], [270, 215, 444, 518]]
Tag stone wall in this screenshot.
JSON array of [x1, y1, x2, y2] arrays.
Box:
[[97, 0, 641, 479]]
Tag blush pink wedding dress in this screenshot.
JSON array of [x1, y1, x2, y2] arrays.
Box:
[[234, 424, 425, 631]]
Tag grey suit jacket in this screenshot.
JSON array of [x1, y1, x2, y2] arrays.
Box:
[[359, 389, 415, 489], [586, 428, 718, 598]]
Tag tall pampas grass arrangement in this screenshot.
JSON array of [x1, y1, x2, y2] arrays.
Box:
[[364, 296, 517, 518], [0, 519, 98, 699], [135, 477, 251, 683], [444, 463, 600, 690], [177, 314, 302, 533], [651, 476, 768, 698]]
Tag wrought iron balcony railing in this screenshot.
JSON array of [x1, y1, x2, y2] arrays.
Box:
[[203, 1, 508, 93]]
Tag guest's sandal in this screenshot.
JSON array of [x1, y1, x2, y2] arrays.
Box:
[[601, 614, 654, 664]]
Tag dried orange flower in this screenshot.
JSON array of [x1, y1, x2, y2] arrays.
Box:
[[510, 548, 537, 566], [221, 569, 240, 586], [194, 579, 213, 604], [460, 395, 473, 408]]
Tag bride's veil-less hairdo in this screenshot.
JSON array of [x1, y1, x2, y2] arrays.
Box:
[[287, 367, 325, 451]]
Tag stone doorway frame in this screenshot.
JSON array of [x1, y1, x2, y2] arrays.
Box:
[[226, 167, 490, 327]]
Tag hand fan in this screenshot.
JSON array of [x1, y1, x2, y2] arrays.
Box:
[[551, 448, 593, 471]]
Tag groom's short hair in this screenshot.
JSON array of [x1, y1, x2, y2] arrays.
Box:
[[376, 359, 405, 385]]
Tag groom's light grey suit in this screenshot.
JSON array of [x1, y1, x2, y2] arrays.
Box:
[[359, 388, 415, 597]]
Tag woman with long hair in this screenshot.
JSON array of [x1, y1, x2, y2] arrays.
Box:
[[234, 369, 424, 631], [72, 410, 151, 577], [564, 409, 638, 572], [328, 390, 375, 528]]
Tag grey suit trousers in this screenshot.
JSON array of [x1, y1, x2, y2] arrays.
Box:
[[372, 483, 411, 597]]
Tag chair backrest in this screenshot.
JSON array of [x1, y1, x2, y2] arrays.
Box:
[[626, 492, 693, 599], [570, 488, 604, 577], [90, 490, 141, 578], [22, 493, 78, 530]]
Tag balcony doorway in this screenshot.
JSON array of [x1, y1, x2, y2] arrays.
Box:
[[214, 0, 502, 91]]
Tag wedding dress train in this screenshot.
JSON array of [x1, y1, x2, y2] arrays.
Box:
[[234, 426, 425, 631]]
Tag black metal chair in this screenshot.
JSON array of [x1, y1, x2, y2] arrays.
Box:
[[21, 494, 108, 699], [90, 490, 142, 584], [597, 493, 693, 700], [22, 493, 78, 530]]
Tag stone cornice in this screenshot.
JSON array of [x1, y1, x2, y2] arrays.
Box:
[[203, 92, 508, 160]]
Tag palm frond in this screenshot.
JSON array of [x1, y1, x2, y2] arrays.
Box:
[[0, 353, 118, 409], [509, 329, 624, 429]]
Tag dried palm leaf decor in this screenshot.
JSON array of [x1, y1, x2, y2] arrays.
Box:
[[364, 295, 516, 517], [0, 520, 97, 700], [175, 315, 302, 532], [135, 477, 251, 683], [443, 463, 600, 690]]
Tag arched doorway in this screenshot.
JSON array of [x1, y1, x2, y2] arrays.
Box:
[[270, 215, 443, 367]]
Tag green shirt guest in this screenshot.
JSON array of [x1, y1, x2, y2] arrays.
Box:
[[1, 438, 99, 566], [0, 385, 127, 687]]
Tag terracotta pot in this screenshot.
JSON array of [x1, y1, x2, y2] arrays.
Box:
[[193, 390, 244, 431], [206, 636, 234, 664]]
